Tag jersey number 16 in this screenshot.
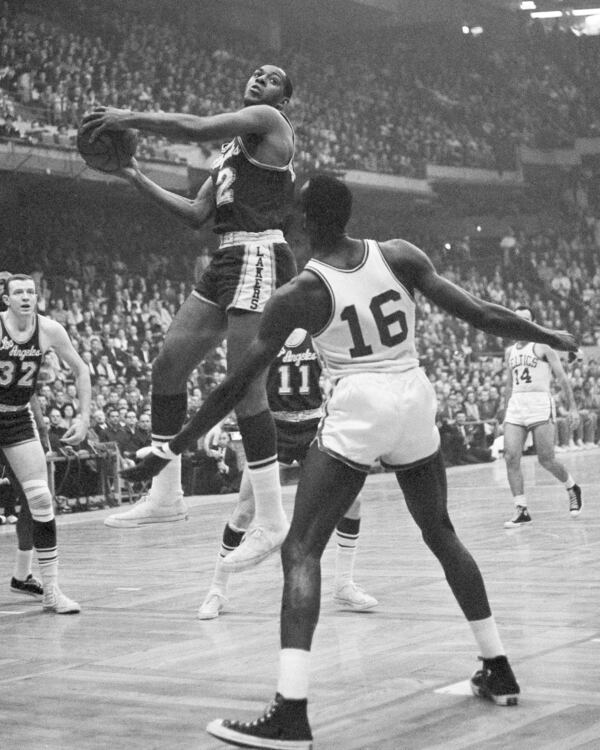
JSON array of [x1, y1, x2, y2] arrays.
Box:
[[341, 289, 407, 358]]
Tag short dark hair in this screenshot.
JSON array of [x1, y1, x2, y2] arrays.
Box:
[[301, 175, 352, 232], [515, 305, 535, 322]]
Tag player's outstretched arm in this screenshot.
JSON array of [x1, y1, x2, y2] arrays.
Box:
[[120, 161, 214, 229], [81, 105, 284, 143], [394, 241, 578, 352]]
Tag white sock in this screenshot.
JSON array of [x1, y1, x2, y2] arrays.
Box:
[[564, 474, 575, 489], [211, 558, 231, 593], [14, 549, 33, 581], [212, 524, 241, 589], [148, 443, 183, 504], [513, 494, 527, 508], [247, 463, 287, 529], [469, 616, 505, 659], [334, 531, 358, 586], [277, 648, 310, 699], [36, 546, 58, 590]]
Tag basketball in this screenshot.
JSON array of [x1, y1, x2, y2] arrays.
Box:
[[76, 127, 138, 173]]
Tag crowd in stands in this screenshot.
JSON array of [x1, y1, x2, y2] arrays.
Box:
[[1, 178, 597, 477], [0, 0, 599, 500], [1, 1, 600, 177]]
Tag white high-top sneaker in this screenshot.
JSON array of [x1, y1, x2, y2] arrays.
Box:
[[43, 584, 81, 614], [104, 494, 188, 528]]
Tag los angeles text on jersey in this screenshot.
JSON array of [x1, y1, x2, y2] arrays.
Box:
[[0, 337, 42, 359], [279, 348, 319, 366]]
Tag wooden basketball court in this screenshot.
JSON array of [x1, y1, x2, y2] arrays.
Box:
[[1, 449, 599, 749]]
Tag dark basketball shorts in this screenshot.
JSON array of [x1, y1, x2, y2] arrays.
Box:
[[275, 417, 320, 466], [194, 230, 297, 313], [0, 406, 36, 447]]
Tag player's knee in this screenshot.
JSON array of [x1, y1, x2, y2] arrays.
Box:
[[22, 479, 54, 522], [503, 450, 520, 467], [420, 514, 454, 550], [282, 535, 309, 571], [537, 451, 555, 469]]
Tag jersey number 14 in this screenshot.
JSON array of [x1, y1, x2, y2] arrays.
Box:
[[513, 366, 532, 386]]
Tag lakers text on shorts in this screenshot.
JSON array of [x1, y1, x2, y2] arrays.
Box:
[[193, 230, 296, 313], [317, 367, 440, 472], [504, 392, 555, 429]]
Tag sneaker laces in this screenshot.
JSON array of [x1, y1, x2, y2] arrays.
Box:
[[568, 487, 579, 510], [242, 696, 279, 728]]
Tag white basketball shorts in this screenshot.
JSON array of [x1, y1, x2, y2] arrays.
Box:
[[317, 367, 440, 472], [504, 391, 555, 429]]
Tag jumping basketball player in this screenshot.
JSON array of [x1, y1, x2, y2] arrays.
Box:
[[125, 176, 578, 748], [82, 65, 296, 569], [502, 305, 582, 527]]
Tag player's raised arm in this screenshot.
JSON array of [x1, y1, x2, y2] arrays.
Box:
[[119, 161, 215, 229], [391, 240, 578, 352], [81, 104, 287, 144]]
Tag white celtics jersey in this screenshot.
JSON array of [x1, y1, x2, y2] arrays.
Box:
[[507, 342, 552, 393], [304, 240, 419, 379]]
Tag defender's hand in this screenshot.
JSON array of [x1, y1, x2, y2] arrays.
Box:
[[550, 331, 578, 352]]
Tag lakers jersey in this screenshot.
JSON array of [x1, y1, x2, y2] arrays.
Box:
[[0, 313, 44, 407], [211, 114, 295, 234], [507, 342, 551, 393], [267, 329, 323, 422], [305, 240, 419, 379]]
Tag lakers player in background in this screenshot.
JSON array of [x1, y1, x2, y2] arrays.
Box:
[[502, 305, 582, 528], [1, 274, 91, 613], [198, 327, 377, 620]]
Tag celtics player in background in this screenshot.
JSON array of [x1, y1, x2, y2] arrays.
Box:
[[198, 327, 378, 619], [503, 305, 582, 528]]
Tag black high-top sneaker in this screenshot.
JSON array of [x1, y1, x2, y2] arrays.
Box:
[[206, 693, 313, 749], [471, 655, 520, 706]]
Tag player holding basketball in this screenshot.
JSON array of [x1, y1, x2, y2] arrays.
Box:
[[502, 305, 582, 528], [1, 274, 91, 614], [126, 176, 578, 747], [198, 328, 377, 619], [81, 65, 296, 567]]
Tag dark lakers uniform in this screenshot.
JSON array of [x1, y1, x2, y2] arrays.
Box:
[[267, 329, 323, 465], [194, 114, 297, 312], [0, 312, 44, 445]]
